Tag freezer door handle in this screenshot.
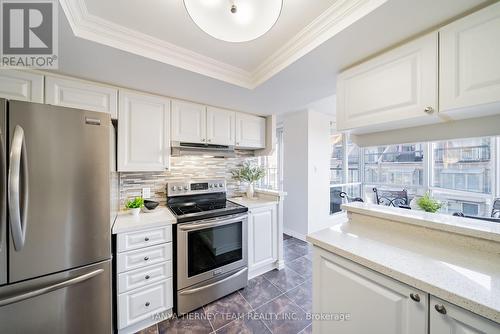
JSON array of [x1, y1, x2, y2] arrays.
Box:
[[0, 268, 104, 307], [8, 125, 29, 251]]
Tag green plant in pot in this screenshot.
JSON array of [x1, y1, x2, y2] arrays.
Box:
[[125, 197, 144, 216], [417, 192, 442, 213], [231, 162, 266, 199]]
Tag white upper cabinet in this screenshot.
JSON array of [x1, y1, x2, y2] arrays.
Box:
[[171, 100, 206, 143], [45, 76, 118, 118], [206, 107, 235, 145], [235, 113, 266, 149], [429, 296, 500, 334], [0, 70, 44, 103], [118, 90, 170, 172], [336, 32, 438, 132], [439, 2, 500, 113]]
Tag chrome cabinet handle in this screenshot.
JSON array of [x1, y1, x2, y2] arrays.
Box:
[[435, 304, 447, 315], [201, 138, 205, 142], [424, 106, 434, 114], [410, 293, 420, 302], [8, 125, 29, 251], [0, 269, 103, 307]]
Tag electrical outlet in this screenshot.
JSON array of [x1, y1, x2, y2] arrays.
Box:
[[142, 188, 151, 199]]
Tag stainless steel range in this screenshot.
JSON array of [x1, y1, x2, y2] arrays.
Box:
[[167, 179, 248, 314]]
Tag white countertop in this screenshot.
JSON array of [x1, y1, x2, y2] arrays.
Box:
[[307, 204, 500, 323], [229, 196, 278, 209], [112, 207, 176, 234], [343, 202, 500, 242]]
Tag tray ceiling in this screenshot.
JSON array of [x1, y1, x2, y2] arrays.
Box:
[[59, 0, 388, 88]]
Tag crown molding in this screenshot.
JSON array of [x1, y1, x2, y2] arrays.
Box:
[[59, 0, 385, 89], [252, 0, 388, 86]]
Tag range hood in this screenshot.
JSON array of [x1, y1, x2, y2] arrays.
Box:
[[171, 141, 236, 158]]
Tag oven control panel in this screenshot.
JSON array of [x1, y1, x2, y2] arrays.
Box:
[[167, 179, 227, 196]]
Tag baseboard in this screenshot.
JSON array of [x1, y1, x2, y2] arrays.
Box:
[[118, 309, 173, 334], [283, 228, 307, 241], [248, 261, 280, 279]]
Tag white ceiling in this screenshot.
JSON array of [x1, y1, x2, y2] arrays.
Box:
[[55, 0, 490, 115], [82, 0, 336, 72]]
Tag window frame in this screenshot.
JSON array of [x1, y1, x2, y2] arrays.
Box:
[[329, 128, 500, 216]]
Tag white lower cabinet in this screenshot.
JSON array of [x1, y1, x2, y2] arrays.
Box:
[[248, 205, 278, 278], [313, 247, 427, 334], [118, 278, 173, 329], [116, 225, 173, 334], [430, 296, 500, 334], [313, 247, 500, 334]]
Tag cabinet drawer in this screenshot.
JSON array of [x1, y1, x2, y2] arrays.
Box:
[[117, 243, 172, 273], [117, 226, 172, 252], [118, 260, 172, 294], [118, 278, 173, 329]]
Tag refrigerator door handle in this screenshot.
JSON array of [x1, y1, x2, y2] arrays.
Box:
[[8, 125, 29, 251], [0, 268, 104, 307], [0, 127, 5, 250]]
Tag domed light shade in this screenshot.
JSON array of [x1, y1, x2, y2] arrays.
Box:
[[183, 0, 283, 43]]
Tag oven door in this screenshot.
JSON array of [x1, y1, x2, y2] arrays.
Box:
[[177, 213, 248, 289]]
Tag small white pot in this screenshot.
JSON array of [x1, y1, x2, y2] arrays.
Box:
[[129, 207, 141, 216], [246, 183, 255, 199]]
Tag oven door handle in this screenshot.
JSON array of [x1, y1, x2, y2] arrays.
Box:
[[177, 214, 247, 231], [179, 268, 248, 295]]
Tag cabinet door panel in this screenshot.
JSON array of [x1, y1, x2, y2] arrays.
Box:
[[0, 70, 43, 103], [440, 2, 500, 112], [45, 76, 118, 118], [336, 32, 438, 132], [430, 296, 500, 334], [206, 107, 235, 145], [248, 206, 277, 271], [235, 113, 266, 148], [313, 248, 427, 334], [171, 100, 206, 143], [118, 90, 170, 171]]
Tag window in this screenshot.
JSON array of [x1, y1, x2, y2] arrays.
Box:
[[364, 143, 425, 197], [257, 127, 283, 190], [330, 132, 499, 218], [330, 130, 362, 214], [432, 137, 493, 194]]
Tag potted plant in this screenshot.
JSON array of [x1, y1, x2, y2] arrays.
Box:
[[416, 192, 442, 213], [125, 197, 144, 216], [231, 162, 266, 199]]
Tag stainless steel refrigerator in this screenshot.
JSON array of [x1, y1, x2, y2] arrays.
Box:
[[0, 99, 112, 333]]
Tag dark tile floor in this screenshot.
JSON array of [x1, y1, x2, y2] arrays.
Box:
[[136, 234, 313, 334]]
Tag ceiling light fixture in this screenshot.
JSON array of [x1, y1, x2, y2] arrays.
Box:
[[183, 0, 283, 43]]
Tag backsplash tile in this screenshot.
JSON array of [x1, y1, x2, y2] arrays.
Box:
[[119, 151, 256, 207]]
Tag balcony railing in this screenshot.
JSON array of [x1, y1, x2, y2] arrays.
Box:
[[434, 145, 490, 163], [364, 150, 424, 163]]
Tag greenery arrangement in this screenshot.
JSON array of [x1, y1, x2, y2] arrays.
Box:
[[417, 192, 442, 213], [231, 162, 266, 184], [125, 197, 144, 209]]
